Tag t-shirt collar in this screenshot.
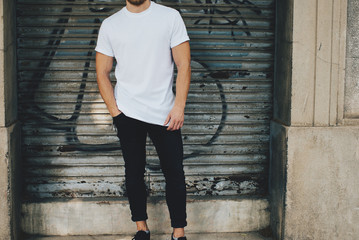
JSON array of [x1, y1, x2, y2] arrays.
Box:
[[123, 1, 154, 17]]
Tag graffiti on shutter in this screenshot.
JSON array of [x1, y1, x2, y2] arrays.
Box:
[[17, 0, 274, 199]]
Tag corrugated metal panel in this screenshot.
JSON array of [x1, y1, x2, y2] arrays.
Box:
[[17, 0, 274, 199]]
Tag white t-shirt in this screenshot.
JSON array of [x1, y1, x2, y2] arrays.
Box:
[[95, 1, 190, 126]]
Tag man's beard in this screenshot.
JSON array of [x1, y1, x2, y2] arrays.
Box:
[[127, 0, 147, 6]]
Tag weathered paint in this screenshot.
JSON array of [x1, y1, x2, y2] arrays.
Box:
[[16, 0, 275, 199]]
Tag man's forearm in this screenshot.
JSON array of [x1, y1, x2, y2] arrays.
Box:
[[97, 74, 120, 117], [174, 63, 191, 109]]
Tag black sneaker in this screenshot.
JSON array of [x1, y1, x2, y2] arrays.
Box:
[[171, 233, 187, 240], [132, 230, 150, 240]]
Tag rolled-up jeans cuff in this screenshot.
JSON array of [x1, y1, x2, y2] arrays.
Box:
[[171, 221, 187, 228]]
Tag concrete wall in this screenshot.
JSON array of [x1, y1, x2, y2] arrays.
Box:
[[0, 124, 21, 240], [269, 121, 287, 238], [290, 0, 346, 126], [0, 0, 17, 126], [21, 197, 269, 235], [271, 122, 359, 240], [270, 0, 359, 239], [285, 126, 359, 239], [345, 0, 359, 119], [273, 0, 293, 126], [0, 0, 21, 239]]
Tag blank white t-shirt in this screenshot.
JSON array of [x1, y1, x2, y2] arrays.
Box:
[[95, 1, 190, 126]]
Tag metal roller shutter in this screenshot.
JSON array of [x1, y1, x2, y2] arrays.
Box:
[[17, 0, 274, 199]]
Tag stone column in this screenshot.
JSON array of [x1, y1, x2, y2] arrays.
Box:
[[0, 0, 21, 239], [270, 0, 359, 239], [345, 0, 359, 121]]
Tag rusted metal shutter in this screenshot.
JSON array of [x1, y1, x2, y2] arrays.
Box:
[[17, 0, 274, 199]]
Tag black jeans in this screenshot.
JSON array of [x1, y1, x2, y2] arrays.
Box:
[[113, 113, 187, 228]]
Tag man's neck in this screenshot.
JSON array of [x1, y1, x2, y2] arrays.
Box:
[[125, 0, 151, 13]]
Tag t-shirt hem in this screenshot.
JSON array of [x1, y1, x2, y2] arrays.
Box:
[[118, 103, 169, 127], [171, 36, 190, 48]]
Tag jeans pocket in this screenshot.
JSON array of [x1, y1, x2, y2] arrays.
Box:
[[112, 112, 125, 126], [113, 112, 124, 119]]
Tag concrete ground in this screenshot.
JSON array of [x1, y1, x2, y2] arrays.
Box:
[[26, 232, 272, 240]]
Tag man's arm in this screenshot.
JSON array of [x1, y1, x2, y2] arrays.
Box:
[[164, 41, 191, 131], [96, 52, 121, 117]]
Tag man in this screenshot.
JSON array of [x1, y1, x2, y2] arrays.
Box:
[[95, 0, 191, 239]]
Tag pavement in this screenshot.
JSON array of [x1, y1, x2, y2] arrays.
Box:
[[26, 232, 272, 240]]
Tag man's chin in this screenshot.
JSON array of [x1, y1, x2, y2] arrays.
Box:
[[127, 0, 147, 6]]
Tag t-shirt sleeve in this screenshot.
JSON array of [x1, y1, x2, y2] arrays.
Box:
[[170, 11, 190, 48], [95, 21, 115, 57]]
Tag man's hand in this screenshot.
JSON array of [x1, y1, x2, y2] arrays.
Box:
[[111, 109, 122, 118], [164, 106, 185, 131]]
